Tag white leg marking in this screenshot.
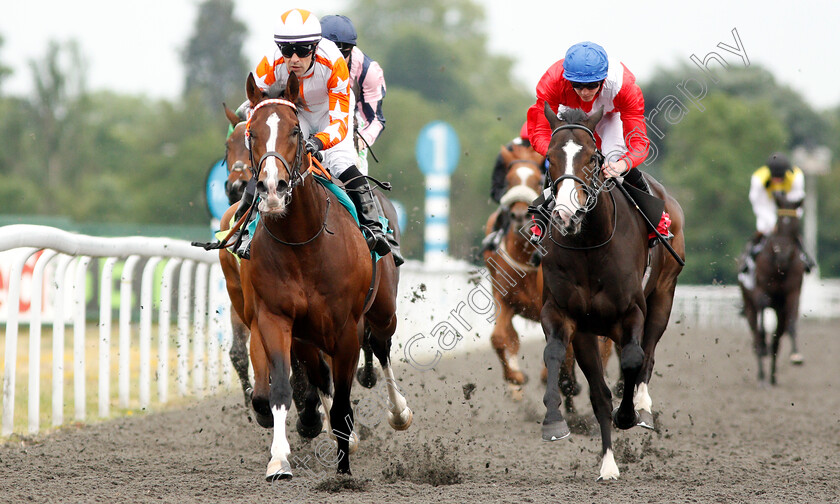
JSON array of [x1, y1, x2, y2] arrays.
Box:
[[506, 354, 521, 372], [633, 382, 653, 413], [266, 404, 293, 479], [317, 390, 358, 454], [382, 365, 412, 430], [598, 448, 620, 481]]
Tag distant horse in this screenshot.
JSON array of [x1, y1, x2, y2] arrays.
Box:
[[222, 104, 253, 205], [537, 105, 685, 480], [739, 192, 805, 385], [483, 143, 612, 410], [219, 105, 254, 404], [238, 72, 411, 480]]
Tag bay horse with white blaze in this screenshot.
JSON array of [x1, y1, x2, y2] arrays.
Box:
[[538, 105, 684, 480], [739, 192, 805, 385], [238, 72, 412, 480]]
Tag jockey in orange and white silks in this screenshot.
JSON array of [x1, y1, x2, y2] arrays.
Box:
[[749, 153, 805, 235], [252, 9, 356, 179], [320, 14, 387, 174], [231, 8, 400, 264]]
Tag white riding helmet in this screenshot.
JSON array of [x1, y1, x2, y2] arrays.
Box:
[[274, 8, 322, 45]]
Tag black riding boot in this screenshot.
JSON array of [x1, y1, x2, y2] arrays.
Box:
[[480, 206, 511, 253], [233, 177, 258, 259], [340, 166, 391, 257], [623, 166, 651, 194], [794, 236, 816, 274]]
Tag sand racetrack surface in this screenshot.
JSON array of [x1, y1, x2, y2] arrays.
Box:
[[2, 319, 839, 503]]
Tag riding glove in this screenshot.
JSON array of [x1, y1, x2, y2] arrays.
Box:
[[305, 137, 324, 162]]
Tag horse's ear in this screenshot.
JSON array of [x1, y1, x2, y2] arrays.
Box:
[[499, 144, 514, 165], [286, 73, 300, 103], [246, 73, 262, 106], [223, 102, 240, 126], [544, 101, 561, 130], [585, 106, 605, 131]]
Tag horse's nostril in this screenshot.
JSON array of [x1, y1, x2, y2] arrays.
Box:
[[256, 181, 267, 193]]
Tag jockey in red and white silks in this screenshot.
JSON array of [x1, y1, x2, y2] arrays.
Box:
[[253, 33, 356, 178], [526, 57, 649, 169]]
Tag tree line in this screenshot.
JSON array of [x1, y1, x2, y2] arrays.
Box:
[[1, 0, 838, 284]]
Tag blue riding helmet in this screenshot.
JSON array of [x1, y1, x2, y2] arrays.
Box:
[[320, 15, 357, 46], [563, 41, 609, 83]]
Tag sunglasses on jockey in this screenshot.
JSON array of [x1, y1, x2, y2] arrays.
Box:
[[570, 80, 603, 90], [278, 42, 317, 58]]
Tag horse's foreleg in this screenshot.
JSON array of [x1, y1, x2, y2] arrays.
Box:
[[635, 287, 675, 430], [229, 312, 251, 405], [572, 333, 618, 480], [329, 326, 362, 475], [290, 345, 324, 439], [786, 292, 804, 365], [770, 307, 788, 386], [613, 306, 644, 430], [559, 347, 580, 414], [356, 332, 379, 389], [491, 301, 527, 387], [249, 321, 273, 428], [367, 325, 412, 431], [756, 309, 767, 383], [540, 305, 572, 441], [262, 318, 294, 481]]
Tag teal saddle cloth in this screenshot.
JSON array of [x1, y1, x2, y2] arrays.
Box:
[[242, 174, 388, 260]]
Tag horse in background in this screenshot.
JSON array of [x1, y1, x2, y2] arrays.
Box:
[[483, 143, 611, 411], [537, 105, 684, 480], [739, 192, 805, 385], [223, 104, 253, 205], [238, 72, 411, 479]]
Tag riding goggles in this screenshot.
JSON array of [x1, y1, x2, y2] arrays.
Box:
[[570, 80, 602, 90], [278, 43, 316, 58], [335, 42, 354, 58]]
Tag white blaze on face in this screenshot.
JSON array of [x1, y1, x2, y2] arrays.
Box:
[[553, 139, 583, 224], [259, 112, 285, 212], [515, 166, 535, 187]]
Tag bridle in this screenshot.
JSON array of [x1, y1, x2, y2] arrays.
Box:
[[244, 97, 332, 246], [546, 123, 616, 250]]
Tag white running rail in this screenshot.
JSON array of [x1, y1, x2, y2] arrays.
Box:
[[0, 225, 230, 436]]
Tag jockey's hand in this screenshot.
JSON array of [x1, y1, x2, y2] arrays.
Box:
[[305, 137, 324, 161], [603, 159, 629, 178]]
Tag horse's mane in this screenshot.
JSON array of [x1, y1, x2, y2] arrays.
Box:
[[558, 108, 589, 125]]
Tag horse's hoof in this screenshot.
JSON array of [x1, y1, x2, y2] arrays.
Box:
[[612, 407, 640, 430], [349, 431, 360, 455], [597, 450, 620, 481], [636, 409, 655, 430], [790, 353, 804, 365], [296, 415, 324, 439], [265, 459, 293, 481], [542, 420, 570, 441], [388, 407, 413, 431], [252, 397, 274, 428], [505, 371, 528, 386], [507, 384, 524, 402], [356, 367, 379, 389]]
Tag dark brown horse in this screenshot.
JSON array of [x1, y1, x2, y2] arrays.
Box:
[[238, 72, 411, 480], [483, 143, 613, 409], [739, 192, 805, 385], [537, 105, 684, 480]]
